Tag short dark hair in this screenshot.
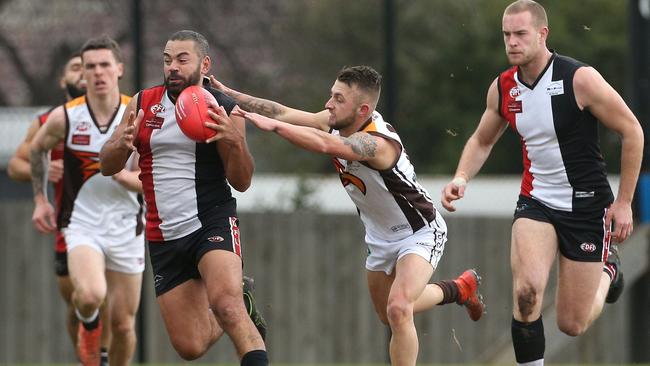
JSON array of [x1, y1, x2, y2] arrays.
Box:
[[337, 65, 382, 96], [80, 36, 123, 63], [168, 30, 209, 59]]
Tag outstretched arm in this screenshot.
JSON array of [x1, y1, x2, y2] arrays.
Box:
[[574, 66, 644, 242], [100, 95, 141, 176], [30, 106, 66, 233], [209, 75, 331, 131], [441, 78, 509, 212], [235, 109, 398, 169]]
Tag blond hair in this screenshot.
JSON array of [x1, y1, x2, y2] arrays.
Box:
[[504, 0, 548, 28]]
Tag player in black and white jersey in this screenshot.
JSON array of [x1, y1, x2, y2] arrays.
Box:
[[441, 1, 644, 365], [212, 65, 485, 366]]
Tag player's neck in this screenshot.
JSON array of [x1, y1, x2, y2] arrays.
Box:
[[518, 49, 552, 85], [87, 90, 120, 126]]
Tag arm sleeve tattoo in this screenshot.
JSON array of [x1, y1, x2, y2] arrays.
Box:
[[30, 148, 49, 198], [341, 133, 377, 159], [232, 91, 284, 118]]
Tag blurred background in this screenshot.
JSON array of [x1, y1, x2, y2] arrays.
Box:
[[0, 0, 648, 364]]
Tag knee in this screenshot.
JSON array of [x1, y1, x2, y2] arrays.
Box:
[[111, 316, 135, 339], [557, 318, 587, 337], [74, 288, 104, 311], [515, 286, 539, 320], [211, 297, 245, 329], [171, 338, 208, 361], [386, 297, 412, 327]]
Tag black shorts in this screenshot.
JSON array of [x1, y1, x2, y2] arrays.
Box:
[[148, 216, 242, 296], [513, 195, 611, 262], [54, 251, 69, 276]]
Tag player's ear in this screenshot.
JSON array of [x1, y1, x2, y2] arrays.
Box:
[[358, 103, 371, 119], [202, 56, 211, 75], [117, 62, 125, 80]]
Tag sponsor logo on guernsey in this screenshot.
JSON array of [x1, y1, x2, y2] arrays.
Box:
[[71, 134, 91, 145], [580, 242, 597, 253], [74, 121, 92, 132], [145, 116, 164, 129], [391, 223, 411, 233], [575, 191, 595, 198], [546, 81, 564, 96], [509, 86, 521, 98], [508, 100, 523, 113]]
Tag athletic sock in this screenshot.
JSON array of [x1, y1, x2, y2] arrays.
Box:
[[100, 347, 108, 365], [433, 280, 459, 305], [75, 308, 100, 330], [241, 350, 268, 366], [603, 262, 616, 281], [512, 316, 545, 365]]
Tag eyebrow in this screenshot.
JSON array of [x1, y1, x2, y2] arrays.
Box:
[[163, 51, 191, 58]]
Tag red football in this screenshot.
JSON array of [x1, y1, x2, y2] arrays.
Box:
[[174, 85, 219, 142]]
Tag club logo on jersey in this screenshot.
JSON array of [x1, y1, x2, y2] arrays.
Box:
[[74, 121, 92, 132], [509, 86, 521, 98], [546, 81, 564, 96], [332, 158, 367, 195], [580, 242, 597, 253], [71, 134, 91, 145], [150, 103, 165, 115], [71, 150, 101, 180]]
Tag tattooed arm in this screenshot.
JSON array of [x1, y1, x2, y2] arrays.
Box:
[[30, 106, 66, 233], [209, 75, 331, 131], [239, 111, 399, 170]]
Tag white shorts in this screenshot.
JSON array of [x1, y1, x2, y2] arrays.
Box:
[[63, 229, 145, 274], [365, 214, 447, 275]]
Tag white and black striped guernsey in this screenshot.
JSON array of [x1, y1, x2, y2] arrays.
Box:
[[135, 85, 237, 242], [331, 111, 436, 242], [498, 52, 614, 212]]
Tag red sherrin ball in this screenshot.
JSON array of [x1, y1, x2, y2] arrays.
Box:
[[174, 85, 219, 142]]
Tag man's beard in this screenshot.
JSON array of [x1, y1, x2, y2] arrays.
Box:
[[331, 113, 356, 130], [66, 83, 85, 99], [165, 66, 202, 100]]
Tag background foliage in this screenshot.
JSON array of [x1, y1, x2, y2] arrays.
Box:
[[0, 0, 629, 174]]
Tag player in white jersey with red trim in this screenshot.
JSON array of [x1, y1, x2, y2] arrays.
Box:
[[30, 36, 144, 366], [212, 65, 485, 366], [441, 1, 644, 365], [100, 30, 267, 366]]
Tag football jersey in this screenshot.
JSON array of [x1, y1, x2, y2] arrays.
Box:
[[331, 111, 437, 242], [135, 85, 237, 242], [498, 52, 614, 212], [59, 95, 142, 238]]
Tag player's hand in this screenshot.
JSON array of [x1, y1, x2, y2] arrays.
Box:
[[441, 176, 467, 212], [120, 109, 143, 152], [204, 103, 244, 146], [32, 199, 56, 234], [235, 108, 279, 132], [208, 75, 231, 94], [48, 159, 64, 183], [605, 199, 633, 242]]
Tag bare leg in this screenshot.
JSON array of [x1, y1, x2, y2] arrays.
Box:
[[555, 257, 609, 336], [56, 275, 79, 349], [105, 270, 142, 366], [157, 279, 224, 360], [198, 250, 265, 358]]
